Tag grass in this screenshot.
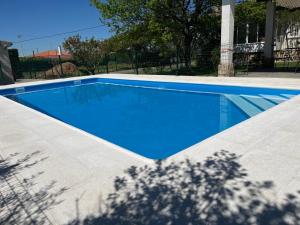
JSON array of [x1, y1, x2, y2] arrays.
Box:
[[275, 61, 300, 68]]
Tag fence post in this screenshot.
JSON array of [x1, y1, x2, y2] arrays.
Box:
[[29, 58, 32, 79], [115, 54, 117, 71], [57, 46, 64, 77], [176, 46, 179, 75], [134, 50, 139, 75], [51, 58, 55, 77], [32, 51, 37, 79], [106, 54, 109, 74], [58, 55, 64, 77]]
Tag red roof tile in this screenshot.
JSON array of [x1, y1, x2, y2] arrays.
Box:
[[34, 50, 72, 59]]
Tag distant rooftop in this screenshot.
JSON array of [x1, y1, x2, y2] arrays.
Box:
[[33, 50, 72, 59]]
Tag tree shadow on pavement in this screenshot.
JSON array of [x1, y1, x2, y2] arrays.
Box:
[[68, 150, 300, 225], [0, 151, 67, 225]]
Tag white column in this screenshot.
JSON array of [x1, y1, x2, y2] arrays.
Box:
[[218, 0, 235, 77], [264, 0, 275, 67], [257, 24, 259, 42], [246, 23, 249, 44]]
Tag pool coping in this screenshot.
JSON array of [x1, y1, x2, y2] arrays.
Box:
[[3, 73, 300, 90], [1, 74, 299, 161], [1, 74, 300, 224]]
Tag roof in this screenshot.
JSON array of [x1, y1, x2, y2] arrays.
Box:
[[34, 50, 72, 59], [276, 0, 300, 9], [256, 0, 300, 9]]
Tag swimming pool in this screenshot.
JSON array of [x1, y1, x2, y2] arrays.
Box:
[[2, 78, 300, 159]]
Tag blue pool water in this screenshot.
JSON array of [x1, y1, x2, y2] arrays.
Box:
[[3, 78, 300, 159]]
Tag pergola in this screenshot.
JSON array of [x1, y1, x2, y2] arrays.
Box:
[[218, 0, 300, 76]]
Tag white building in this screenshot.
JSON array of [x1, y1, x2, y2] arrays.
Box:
[[218, 0, 300, 76], [234, 21, 300, 53], [276, 23, 300, 50]]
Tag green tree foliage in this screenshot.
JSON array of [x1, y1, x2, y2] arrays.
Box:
[[63, 35, 106, 74], [235, 0, 266, 26], [234, 1, 266, 44], [91, 0, 221, 70]]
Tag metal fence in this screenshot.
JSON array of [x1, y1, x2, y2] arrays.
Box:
[[11, 47, 222, 80], [10, 47, 300, 80]]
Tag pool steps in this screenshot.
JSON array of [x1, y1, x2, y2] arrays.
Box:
[[225, 94, 295, 117], [74, 80, 82, 85], [242, 95, 276, 110], [259, 95, 287, 104], [15, 87, 25, 94]]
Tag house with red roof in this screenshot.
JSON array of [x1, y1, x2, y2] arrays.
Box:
[[34, 50, 72, 59]]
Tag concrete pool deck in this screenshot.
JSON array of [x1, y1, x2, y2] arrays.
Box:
[[1, 74, 300, 224]]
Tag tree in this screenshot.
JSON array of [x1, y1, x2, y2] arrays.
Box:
[[235, 0, 266, 43], [235, 0, 266, 26], [63, 35, 105, 75], [148, 0, 221, 70], [91, 0, 221, 71]]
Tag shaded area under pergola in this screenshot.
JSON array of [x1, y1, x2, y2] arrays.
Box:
[[218, 0, 300, 76]]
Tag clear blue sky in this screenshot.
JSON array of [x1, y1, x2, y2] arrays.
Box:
[[0, 0, 112, 56]]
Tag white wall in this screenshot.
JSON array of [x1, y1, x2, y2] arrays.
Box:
[[276, 23, 300, 50]]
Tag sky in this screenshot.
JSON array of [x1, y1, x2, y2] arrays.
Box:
[[0, 0, 112, 56]]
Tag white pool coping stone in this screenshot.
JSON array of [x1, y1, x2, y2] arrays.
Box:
[[1, 73, 300, 224]]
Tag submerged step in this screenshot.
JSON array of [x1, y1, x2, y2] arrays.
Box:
[[280, 94, 296, 99], [15, 87, 25, 94], [241, 95, 276, 111], [224, 94, 262, 117], [74, 80, 82, 85], [259, 94, 287, 104]]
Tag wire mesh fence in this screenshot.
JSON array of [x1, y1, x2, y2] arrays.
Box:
[[9, 45, 300, 81], [11, 48, 222, 80]]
